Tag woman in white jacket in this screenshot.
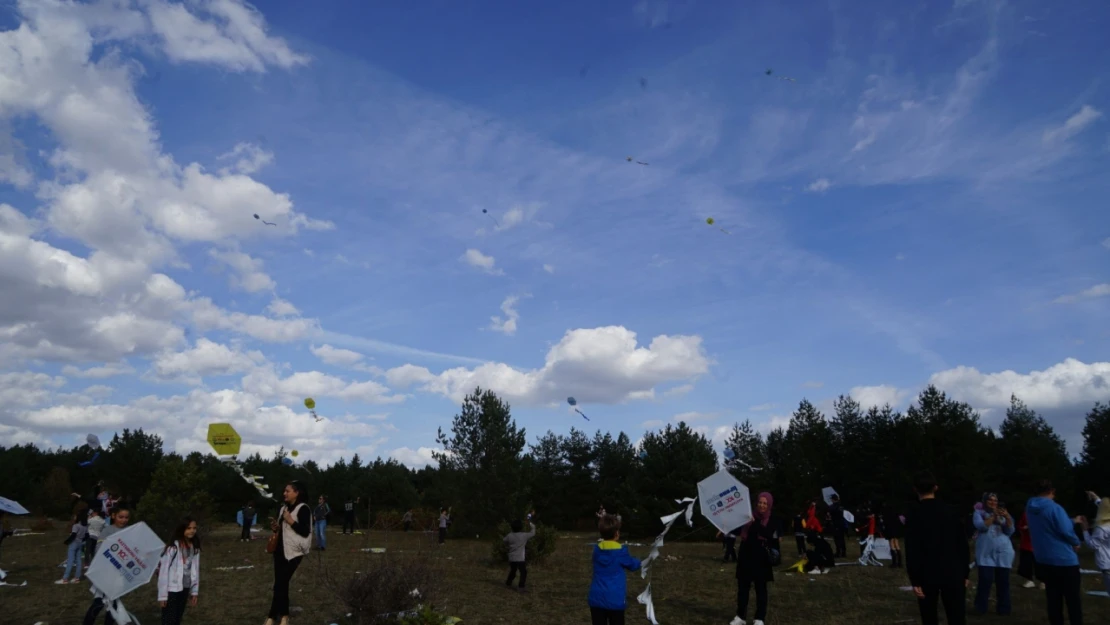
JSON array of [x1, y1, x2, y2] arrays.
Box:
[[156, 517, 200, 625], [1080, 492, 1110, 595]]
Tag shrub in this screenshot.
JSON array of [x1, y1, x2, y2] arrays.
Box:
[[490, 521, 558, 565], [135, 457, 214, 539], [328, 552, 442, 625]]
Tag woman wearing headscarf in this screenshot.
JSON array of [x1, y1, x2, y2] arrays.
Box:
[[972, 492, 1015, 616], [1078, 491, 1110, 595], [730, 492, 780, 625]]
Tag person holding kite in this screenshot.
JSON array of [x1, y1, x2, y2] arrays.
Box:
[[731, 492, 780, 625]]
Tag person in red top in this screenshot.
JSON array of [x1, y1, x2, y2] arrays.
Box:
[[1017, 511, 1044, 589], [806, 502, 824, 536]]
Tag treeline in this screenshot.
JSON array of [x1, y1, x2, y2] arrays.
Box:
[[1, 386, 1107, 539]]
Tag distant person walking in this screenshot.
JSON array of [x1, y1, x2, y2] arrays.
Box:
[[904, 472, 970, 625], [503, 518, 536, 591], [971, 492, 1014, 615], [1026, 479, 1083, 625], [313, 496, 330, 551]]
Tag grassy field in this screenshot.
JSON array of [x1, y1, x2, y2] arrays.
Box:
[[1, 521, 1108, 625]]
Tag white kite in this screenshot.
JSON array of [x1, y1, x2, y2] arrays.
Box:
[[698, 469, 754, 534]]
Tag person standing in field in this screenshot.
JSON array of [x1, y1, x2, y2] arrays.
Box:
[[1077, 491, 1110, 596], [904, 472, 970, 625], [731, 492, 780, 625], [588, 513, 641, 625], [402, 509, 413, 532], [828, 494, 847, 558], [438, 508, 450, 545], [85, 509, 106, 567], [1017, 509, 1043, 589], [57, 511, 88, 584], [240, 501, 254, 542], [342, 497, 356, 535], [1026, 479, 1083, 625], [971, 493, 1015, 615], [266, 481, 312, 625], [313, 496, 330, 551], [503, 518, 536, 592], [156, 517, 200, 625]]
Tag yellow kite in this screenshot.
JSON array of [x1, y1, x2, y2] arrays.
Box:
[[207, 423, 241, 456]]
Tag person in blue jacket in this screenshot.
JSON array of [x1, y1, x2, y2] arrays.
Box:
[[1026, 479, 1083, 625], [588, 513, 641, 625], [971, 492, 1015, 615]]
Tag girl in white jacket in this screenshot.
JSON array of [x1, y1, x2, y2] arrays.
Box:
[[156, 517, 200, 625], [1080, 492, 1110, 595]]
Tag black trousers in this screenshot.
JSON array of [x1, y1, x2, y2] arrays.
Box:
[[343, 512, 355, 533], [916, 583, 966, 625], [84, 535, 98, 562], [1017, 549, 1037, 581], [1038, 563, 1082, 625], [82, 597, 118, 625], [723, 537, 737, 562], [737, 578, 768, 621], [506, 561, 528, 588], [240, 522, 252, 540], [832, 531, 846, 557], [794, 535, 806, 555], [404, 521, 411, 532], [590, 607, 625, 625], [161, 590, 188, 625], [439, 527, 447, 544], [269, 550, 304, 618]]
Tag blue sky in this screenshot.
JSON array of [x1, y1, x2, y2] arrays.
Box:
[[0, 0, 1107, 466]]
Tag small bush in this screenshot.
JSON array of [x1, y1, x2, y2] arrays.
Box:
[[490, 521, 558, 565], [329, 552, 442, 625]]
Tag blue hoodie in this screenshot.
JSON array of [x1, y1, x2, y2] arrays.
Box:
[[1025, 496, 1079, 566], [588, 540, 642, 610]]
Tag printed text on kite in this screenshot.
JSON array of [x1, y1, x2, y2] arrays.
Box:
[[566, 397, 589, 421], [253, 214, 276, 226], [706, 217, 731, 235]]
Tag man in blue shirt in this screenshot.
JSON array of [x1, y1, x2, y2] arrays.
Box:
[[1025, 479, 1082, 625]]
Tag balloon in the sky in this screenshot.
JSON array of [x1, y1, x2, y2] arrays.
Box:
[[723, 448, 736, 461], [282, 457, 294, 466], [86, 433, 101, 449], [567, 397, 577, 407], [291, 450, 299, 458], [304, 398, 315, 410]]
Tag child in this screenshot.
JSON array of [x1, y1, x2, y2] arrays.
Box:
[[157, 517, 200, 625], [57, 512, 88, 584], [588, 513, 641, 625], [438, 508, 450, 545], [503, 518, 536, 592], [82, 504, 132, 624], [85, 509, 106, 564]]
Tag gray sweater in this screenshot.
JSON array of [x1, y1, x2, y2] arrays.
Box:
[[503, 524, 536, 562]]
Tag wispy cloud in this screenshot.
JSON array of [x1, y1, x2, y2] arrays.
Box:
[[461, 249, 504, 275], [489, 295, 528, 336], [1043, 106, 1103, 144], [315, 330, 487, 365], [805, 178, 831, 193], [1054, 284, 1110, 304]]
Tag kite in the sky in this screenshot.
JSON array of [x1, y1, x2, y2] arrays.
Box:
[[482, 209, 499, 227], [723, 447, 763, 472], [304, 398, 322, 422], [639, 77, 648, 90], [86, 434, 101, 449], [291, 449, 299, 458], [567, 397, 589, 421], [626, 156, 649, 166], [765, 68, 796, 82], [253, 214, 276, 226], [706, 217, 731, 234]]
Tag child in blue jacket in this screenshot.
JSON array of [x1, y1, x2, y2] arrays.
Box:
[[589, 513, 641, 625]]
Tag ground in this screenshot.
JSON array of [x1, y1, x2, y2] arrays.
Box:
[[1, 522, 1107, 625]]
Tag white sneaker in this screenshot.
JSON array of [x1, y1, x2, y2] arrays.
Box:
[[729, 618, 745, 625], [1022, 580, 1035, 588], [754, 621, 765, 625], [55, 579, 68, 584]]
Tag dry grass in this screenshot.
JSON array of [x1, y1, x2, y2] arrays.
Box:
[[1, 521, 1107, 625]]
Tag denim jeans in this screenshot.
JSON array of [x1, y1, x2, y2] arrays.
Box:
[[974, 565, 1011, 615], [314, 519, 326, 549], [63, 539, 85, 581]]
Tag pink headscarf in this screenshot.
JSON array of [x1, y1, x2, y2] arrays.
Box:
[[740, 491, 774, 540]]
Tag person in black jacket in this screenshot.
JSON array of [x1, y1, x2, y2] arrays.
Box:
[[905, 472, 970, 625], [730, 492, 780, 625], [828, 494, 847, 558], [804, 530, 836, 573]]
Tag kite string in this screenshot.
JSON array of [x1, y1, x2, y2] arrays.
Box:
[[638, 497, 696, 625]]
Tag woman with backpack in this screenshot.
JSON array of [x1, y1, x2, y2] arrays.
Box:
[[156, 518, 200, 625]]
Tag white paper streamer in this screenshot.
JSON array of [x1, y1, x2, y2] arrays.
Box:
[[857, 535, 883, 567], [638, 497, 697, 624]]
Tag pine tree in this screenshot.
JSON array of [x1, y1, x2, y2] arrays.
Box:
[[1079, 402, 1110, 494], [996, 395, 1072, 508], [723, 420, 767, 485]]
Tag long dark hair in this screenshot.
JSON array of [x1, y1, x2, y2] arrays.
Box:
[[287, 480, 309, 508], [170, 516, 201, 553]]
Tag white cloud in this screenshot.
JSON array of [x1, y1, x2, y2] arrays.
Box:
[[543, 264, 555, 274], [929, 358, 1110, 412], [241, 368, 404, 406], [61, 362, 135, 379], [461, 248, 504, 275], [384, 325, 710, 406], [1043, 105, 1103, 144], [208, 248, 276, 293], [641, 419, 666, 429], [805, 178, 832, 193], [189, 298, 319, 343], [673, 411, 717, 423], [150, 338, 266, 384], [749, 402, 776, 412], [217, 142, 274, 175], [849, 384, 911, 409], [267, 297, 299, 317], [489, 295, 525, 336], [664, 383, 694, 397], [311, 344, 367, 367], [1054, 284, 1110, 304], [388, 446, 440, 469], [802, 381, 824, 389], [1101, 237, 1110, 250]]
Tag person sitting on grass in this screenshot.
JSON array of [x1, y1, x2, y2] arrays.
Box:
[[588, 513, 641, 625], [804, 530, 835, 574], [503, 517, 536, 592]]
